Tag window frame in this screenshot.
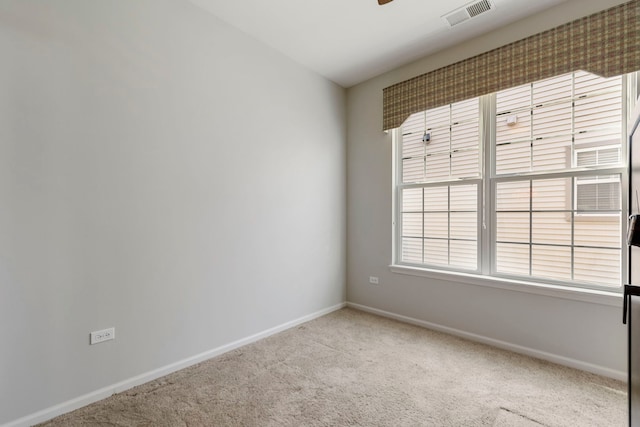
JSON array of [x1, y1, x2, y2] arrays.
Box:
[[392, 73, 631, 294], [397, 179, 484, 273]]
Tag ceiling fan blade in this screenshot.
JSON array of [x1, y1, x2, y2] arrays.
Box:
[[378, 0, 394, 4]]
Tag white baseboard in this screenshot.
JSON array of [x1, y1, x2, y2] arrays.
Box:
[[2, 302, 347, 427], [347, 302, 626, 382]]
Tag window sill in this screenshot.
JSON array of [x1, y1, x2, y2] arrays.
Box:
[[389, 264, 623, 307]]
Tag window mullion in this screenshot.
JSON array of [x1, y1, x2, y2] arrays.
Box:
[[482, 94, 495, 275], [422, 187, 425, 265], [448, 186, 451, 266], [422, 111, 427, 265], [529, 179, 533, 277], [571, 176, 576, 281], [448, 104, 452, 267]]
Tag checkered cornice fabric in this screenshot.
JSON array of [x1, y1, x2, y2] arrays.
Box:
[[382, 0, 640, 131]]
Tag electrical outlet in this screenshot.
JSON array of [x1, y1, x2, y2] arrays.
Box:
[[369, 276, 379, 285], [90, 327, 115, 345]]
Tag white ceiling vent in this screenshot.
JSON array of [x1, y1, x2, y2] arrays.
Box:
[[442, 0, 494, 27]]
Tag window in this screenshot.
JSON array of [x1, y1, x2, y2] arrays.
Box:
[[400, 98, 481, 271], [395, 71, 631, 290]]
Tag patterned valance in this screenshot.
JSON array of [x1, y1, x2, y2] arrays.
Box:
[[382, 0, 640, 130]]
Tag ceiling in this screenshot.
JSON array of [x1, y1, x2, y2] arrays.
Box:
[[188, 0, 569, 88]]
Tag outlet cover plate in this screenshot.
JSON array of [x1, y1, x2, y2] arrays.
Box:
[[90, 327, 115, 345]]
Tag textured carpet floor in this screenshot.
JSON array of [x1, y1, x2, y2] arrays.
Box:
[[39, 308, 626, 426]]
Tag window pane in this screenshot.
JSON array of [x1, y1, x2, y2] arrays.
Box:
[[496, 141, 531, 174], [574, 218, 621, 248], [532, 212, 571, 245], [450, 240, 477, 270], [576, 182, 618, 211], [450, 185, 477, 211], [532, 102, 572, 139], [574, 72, 622, 124], [496, 212, 530, 244], [403, 157, 424, 183], [496, 243, 529, 276], [574, 70, 620, 96], [424, 213, 448, 239], [497, 84, 530, 114], [426, 153, 450, 180], [574, 92, 622, 136], [532, 136, 571, 171], [424, 187, 448, 211], [402, 238, 422, 264], [496, 112, 531, 145], [532, 178, 570, 211], [426, 127, 450, 154], [450, 212, 476, 240], [496, 181, 530, 211], [531, 245, 572, 281], [402, 110, 425, 133], [451, 122, 480, 150], [575, 177, 620, 213], [402, 213, 422, 238], [402, 188, 422, 212], [425, 105, 450, 128], [532, 73, 572, 104], [451, 98, 479, 121], [574, 247, 621, 287], [451, 150, 479, 178], [402, 132, 425, 158], [424, 239, 448, 267], [451, 122, 478, 151]]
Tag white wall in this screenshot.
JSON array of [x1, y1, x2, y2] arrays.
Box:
[[347, 0, 629, 378], [0, 0, 346, 424]]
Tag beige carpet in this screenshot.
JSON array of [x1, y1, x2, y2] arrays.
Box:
[[39, 308, 626, 426]]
